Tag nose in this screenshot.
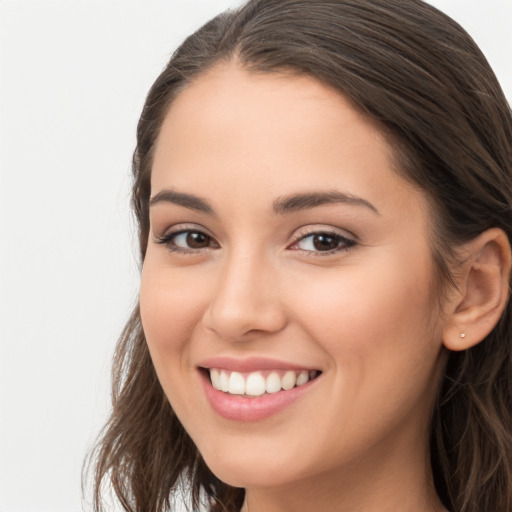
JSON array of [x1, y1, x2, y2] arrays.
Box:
[[202, 250, 287, 342]]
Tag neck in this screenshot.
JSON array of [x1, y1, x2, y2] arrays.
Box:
[[242, 437, 447, 512], [244, 476, 447, 512]]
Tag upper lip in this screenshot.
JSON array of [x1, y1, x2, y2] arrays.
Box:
[[197, 356, 319, 373]]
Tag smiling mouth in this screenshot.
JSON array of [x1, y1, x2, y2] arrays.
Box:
[[205, 368, 321, 397]]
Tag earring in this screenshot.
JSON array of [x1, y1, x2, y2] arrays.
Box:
[[460, 332, 466, 338]]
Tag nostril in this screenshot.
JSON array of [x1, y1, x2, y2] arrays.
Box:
[[201, 276, 288, 341]]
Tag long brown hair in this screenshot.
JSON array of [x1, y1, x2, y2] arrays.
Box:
[[86, 1, 512, 511]]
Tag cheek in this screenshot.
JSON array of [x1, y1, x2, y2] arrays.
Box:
[[139, 259, 215, 424], [283, 257, 442, 456], [290, 252, 438, 387], [139, 259, 208, 370]]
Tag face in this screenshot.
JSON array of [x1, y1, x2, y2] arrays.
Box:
[[140, 63, 447, 491]]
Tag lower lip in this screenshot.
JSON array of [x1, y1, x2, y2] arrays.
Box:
[[200, 370, 318, 422]]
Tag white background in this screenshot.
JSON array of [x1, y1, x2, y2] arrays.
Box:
[[0, 1, 511, 511]]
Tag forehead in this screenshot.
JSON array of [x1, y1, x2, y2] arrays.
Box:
[[156, 63, 383, 148], [151, 62, 428, 220]]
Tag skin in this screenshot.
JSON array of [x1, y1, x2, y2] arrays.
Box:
[[140, 62, 451, 512]]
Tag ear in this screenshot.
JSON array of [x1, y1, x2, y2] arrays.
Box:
[[442, 228, 511, 351]]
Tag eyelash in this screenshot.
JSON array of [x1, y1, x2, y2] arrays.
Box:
[[155, 226, 357, 256], [155, 226, 218, 254], [288, 228, 357, 256]]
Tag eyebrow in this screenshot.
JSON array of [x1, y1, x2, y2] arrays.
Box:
[[272, 190, 380, 215], [149, 188, 379, 216], [149, 189, 215, 215]]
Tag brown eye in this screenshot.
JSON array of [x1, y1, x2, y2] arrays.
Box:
[[185, 231, 211, 249], [290, 231, 356, 253], [311, 233, 340, 251], [156, 229, 218, 252]]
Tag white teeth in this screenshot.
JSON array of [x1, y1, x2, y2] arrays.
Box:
[[296, 370, 309, 387], [220, 370, 229, 392], [209, 368, 318, 396], [210, 368, 221, 390], [281, 370, 297, 390], [229, 371, 245, 395], [265, 372, 281, 394], [245, 372, 266, 396]]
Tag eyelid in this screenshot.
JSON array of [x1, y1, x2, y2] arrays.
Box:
[[154, 223, 219, 252], [155, 222, 211, 238], [287, 225, 357, 254], [153, 223, 356, 255]]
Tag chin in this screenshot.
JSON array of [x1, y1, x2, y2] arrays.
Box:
[[195, 435, 315, 490], [204, 457, 296, 489]]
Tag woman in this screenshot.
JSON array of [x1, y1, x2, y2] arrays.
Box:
[[89, 1, 512, 511]]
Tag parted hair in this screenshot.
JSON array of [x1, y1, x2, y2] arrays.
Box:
[[86, 1, 512, 511]]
